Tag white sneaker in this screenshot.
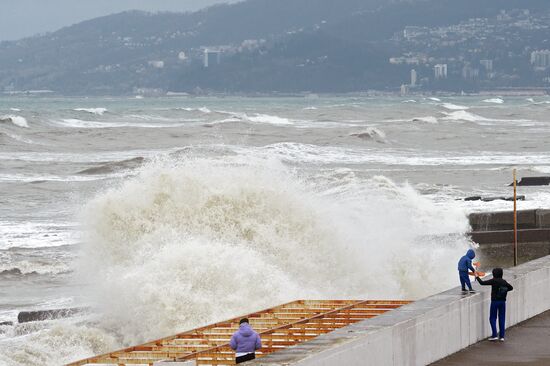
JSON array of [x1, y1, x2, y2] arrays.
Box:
[[499, 338, 505, 342], [488, 337, 499, 341]]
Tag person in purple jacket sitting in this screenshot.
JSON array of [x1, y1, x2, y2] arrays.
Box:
[[230, 318, 262, 364]]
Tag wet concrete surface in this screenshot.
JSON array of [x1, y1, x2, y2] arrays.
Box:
[[432, 310, 550, 365]]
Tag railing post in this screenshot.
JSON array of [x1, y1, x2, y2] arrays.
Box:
[[513, 169, 518, 266]]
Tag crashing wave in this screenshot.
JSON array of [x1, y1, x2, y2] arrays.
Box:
[[77, 158, 470, 346], [350, 127, 387, 142], [0, 115, 29, 128]]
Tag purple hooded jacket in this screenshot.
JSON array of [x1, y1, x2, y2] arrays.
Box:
[[230, 323, 261, 353]]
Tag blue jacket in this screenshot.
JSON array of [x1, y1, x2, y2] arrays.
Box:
[[457, 249, 476, 272], [230, 323, 261, 353]]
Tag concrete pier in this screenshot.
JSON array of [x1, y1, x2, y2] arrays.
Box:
[[248, 255, 550, 366]]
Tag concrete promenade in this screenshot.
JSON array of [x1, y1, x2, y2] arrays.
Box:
[[433, 310, 550, 365], [249, 255, 550, 366]]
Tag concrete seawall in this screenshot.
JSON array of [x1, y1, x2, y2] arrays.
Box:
[[249, 255, 550, 366], [469, 209, 550, 231], [468, 209, 550, 267]]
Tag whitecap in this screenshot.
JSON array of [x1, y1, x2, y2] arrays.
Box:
[[176, 107, 212, 113], [9, 108, 21, 112], [3, 132, 35, 144], [55, 118, 188, 129], [428, 97, 441, 102], [440, 103, 469, 110], [0, 115, 29, 128], [411, 116, 438, 124], [483, 98, 504, 104], [350, 127, 387, 142], [247, 113, 293, 125], [73, 108, 107, 115], [441, 110, 491, 122]]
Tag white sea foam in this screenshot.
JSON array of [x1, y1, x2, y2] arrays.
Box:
[[210, 112, 294, 126], [10, 108, 21, 112], [3, 133, 35, 145], [242, 142, 550, 167], [56, 118, 187, 129], [73, 108, 107, 115], [75, 158, 469, 346], [0, 115, 29, 128], [247, 113, 294, 125], [0, 173, 115, 183], [532, 166, 550, 174], [0, 149, 165, 163], [483, 98, 504, 104], [0, 320, 119, 366], [177, 107, 212, 113], [441, 110, 491, 122], [441, 103, 469, 110], [412, 116, 438, 124], [428, 97, 441, 102], [0, 221, 80, 250]]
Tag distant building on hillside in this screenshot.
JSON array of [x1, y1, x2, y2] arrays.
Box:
[[462, 64, 479, 80], [400, 84, 410, 95], [203, 49, 221, 68], [410, 69, 417, 86], [480, 59, 493, 72], [531, 50, 550, 69], [434, 64, 448, 79]]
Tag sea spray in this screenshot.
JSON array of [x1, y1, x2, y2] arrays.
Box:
[[76, 157, 470, 345]]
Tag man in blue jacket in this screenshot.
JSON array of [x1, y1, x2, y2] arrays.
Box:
[[457, 249, 476, 293], [230, 318, 262, 364]]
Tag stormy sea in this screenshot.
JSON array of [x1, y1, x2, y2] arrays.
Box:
[[1, 95, 549, 365]]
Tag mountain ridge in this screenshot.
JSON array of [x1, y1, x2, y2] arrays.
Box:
[[1, 0, 549, 94]]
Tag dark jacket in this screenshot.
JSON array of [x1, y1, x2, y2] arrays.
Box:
[[476, 277, 514, 301], [230, 323, 261, 353], [457, 249, 476, 272]]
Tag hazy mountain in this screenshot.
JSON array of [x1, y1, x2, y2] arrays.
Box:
[[0, 0, 548, 94]]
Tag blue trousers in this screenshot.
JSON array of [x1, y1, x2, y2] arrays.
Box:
[[490, 300, 506, 338], [459, 271, 472, 290]]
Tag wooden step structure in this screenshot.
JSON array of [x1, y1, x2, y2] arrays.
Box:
[[67, 299, 410, 366]]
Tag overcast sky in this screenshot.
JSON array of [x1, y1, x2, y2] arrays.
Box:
[[0, 0, 235, 41]]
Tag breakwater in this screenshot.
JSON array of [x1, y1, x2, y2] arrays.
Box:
[[468, 209, 550, 267]]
